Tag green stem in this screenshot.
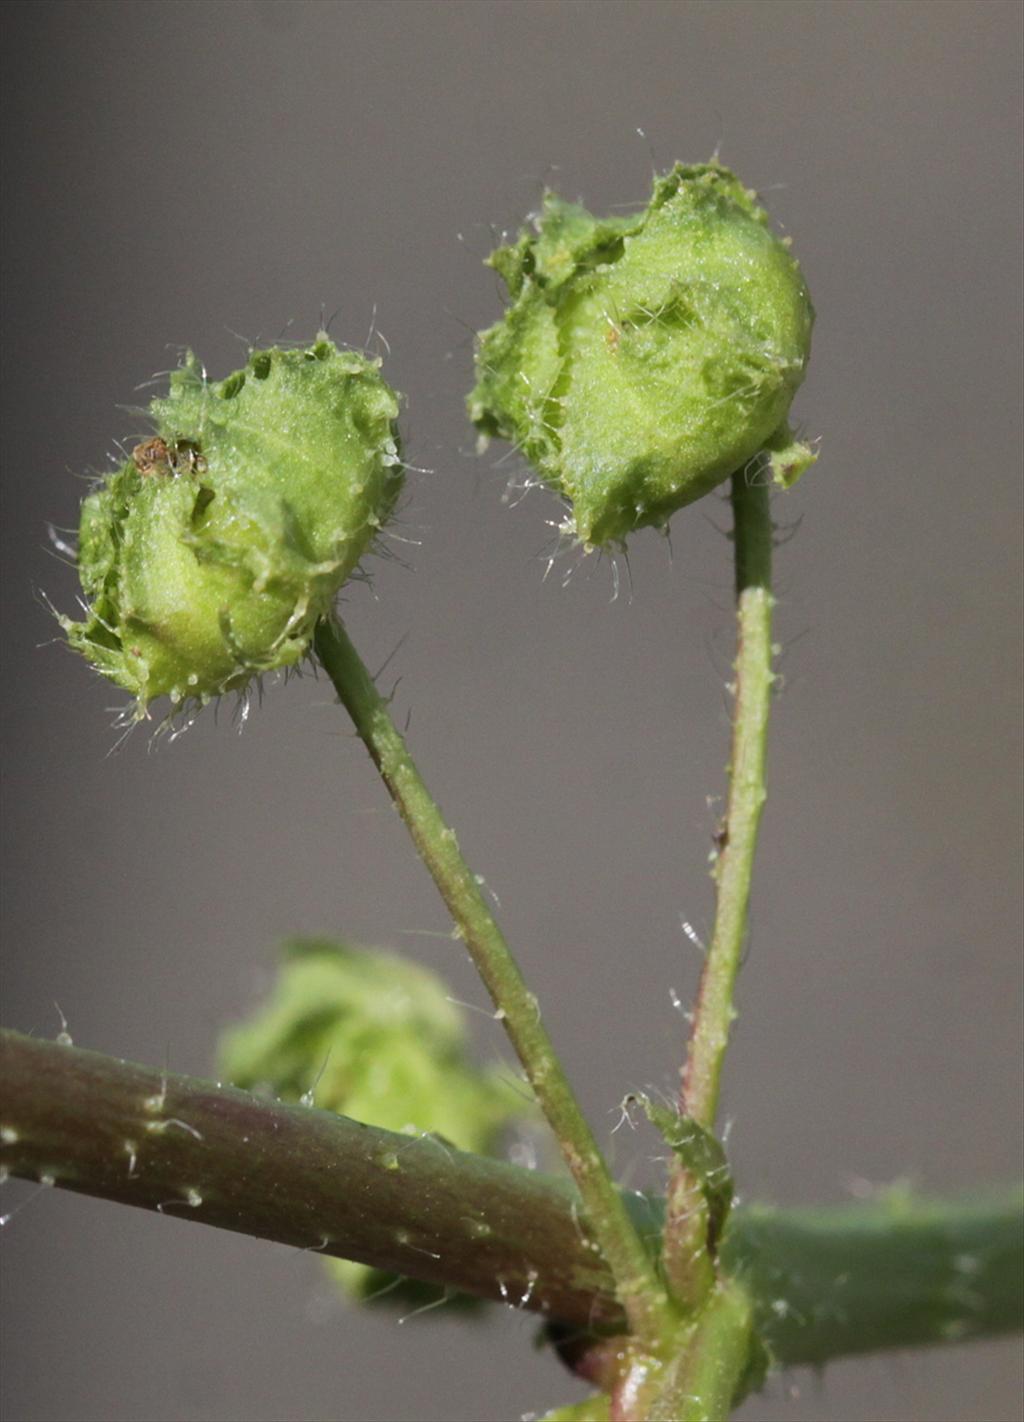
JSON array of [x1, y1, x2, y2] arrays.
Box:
[[3, 1031, 1021, 1362], [646, 1283, 758, 1422], [681, 468, 774, 1128], [658, 468, 774, 1383], [725, 1192, 1024, 1366], [0, 1029, 617, 1326], [312, 617, 670, 1346]]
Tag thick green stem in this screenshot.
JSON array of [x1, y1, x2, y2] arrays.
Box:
[[725, 1192, 1024, 1366], [0, 1029, 617, 1325], [647, 1283, 758, 1422], [2, 1031, 1020, 1361], [312, 618, 670, 1346], [681, 468, 774, 1128]]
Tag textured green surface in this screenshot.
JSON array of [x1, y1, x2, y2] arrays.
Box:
[[469, 163, 815, 546], [63, 337, 402, 715]]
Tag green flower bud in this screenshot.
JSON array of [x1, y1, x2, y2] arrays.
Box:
[[61, 337, 402, 716], [219, 937, 531, 1303], [468, 163, 815, 547]]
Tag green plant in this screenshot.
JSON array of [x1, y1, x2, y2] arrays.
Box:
[[2, 161, 1020, 1421]]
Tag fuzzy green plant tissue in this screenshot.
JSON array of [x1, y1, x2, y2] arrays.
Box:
[[62, 337, 403, 716], [469, 163, 815, 547]]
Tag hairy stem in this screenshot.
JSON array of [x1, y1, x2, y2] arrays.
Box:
[[661, 470, 774, 1309], [0, 1029, 622, 1325], [312, 618, 670, 1346], [3, 1031, 1020, 1363], [646, 1283, 758, 1421], [681, 468, 774, 1128]]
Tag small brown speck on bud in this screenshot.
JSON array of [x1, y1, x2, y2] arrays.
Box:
[[132, 437, 206, 478], [132, 437, 174, 477]]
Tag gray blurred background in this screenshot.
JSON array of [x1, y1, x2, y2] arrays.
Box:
[[2, 2, 1021, 1419]]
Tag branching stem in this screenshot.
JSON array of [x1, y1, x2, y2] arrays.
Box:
[[4, 1031, 1019, 1367], [313, 618, 671, 1347]]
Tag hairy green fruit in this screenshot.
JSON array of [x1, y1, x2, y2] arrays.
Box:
[[219, 937, 524, 1147], [469, 163, 815, 547], [62, 337, 402, 716]]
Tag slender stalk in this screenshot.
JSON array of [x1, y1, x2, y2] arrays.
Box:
[[3, 1031, 1020, 1364], [681, 468, 775, 1128], [312, 618, 671, 1346], [658, 467, 774, 1332]]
